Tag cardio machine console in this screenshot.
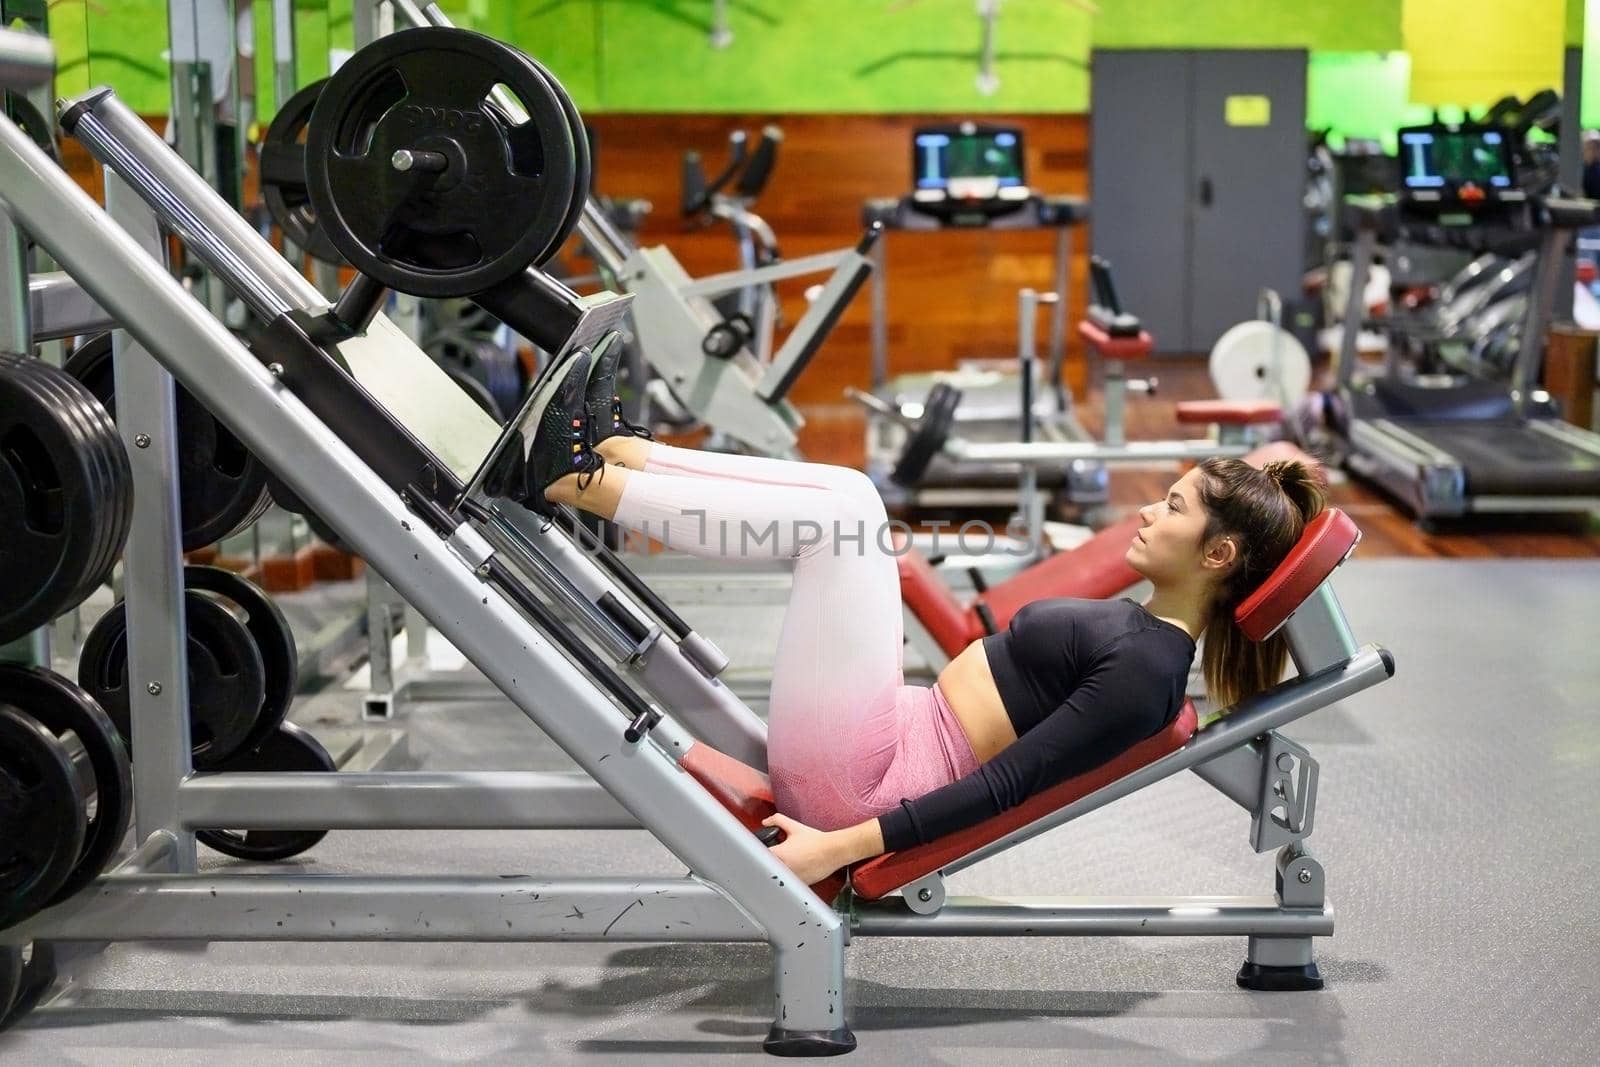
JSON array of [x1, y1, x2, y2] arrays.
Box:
[[908, 122, 1032, 225], [1395, 124, 1526, 223]]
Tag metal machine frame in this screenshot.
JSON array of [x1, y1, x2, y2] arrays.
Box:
[[0, 32, 1392, 1056]]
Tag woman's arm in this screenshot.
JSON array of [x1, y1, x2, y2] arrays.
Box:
[[760, 813, 885, 885]]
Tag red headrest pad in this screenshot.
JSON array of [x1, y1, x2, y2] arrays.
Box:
[[1234, 507, 1360, 642]]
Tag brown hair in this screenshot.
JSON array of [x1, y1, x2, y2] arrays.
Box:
[[1194, 457, 1326, 710]]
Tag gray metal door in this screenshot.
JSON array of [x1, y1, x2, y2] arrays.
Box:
[[1187, 50, 1308, 352], [1089, 50, 1191, 350]]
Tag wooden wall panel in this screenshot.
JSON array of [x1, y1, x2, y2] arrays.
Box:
[[59, 113, 1095, 406], [581, 113, 1094, 405]]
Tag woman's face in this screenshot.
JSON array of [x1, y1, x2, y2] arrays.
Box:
[[1125, 468, 1232, 584]]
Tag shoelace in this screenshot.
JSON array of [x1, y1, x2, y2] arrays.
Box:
[[611, 396, 654, 439]]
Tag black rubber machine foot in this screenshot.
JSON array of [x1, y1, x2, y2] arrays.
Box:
[[1237, 959, 1324, 992], [763, 1023, 858, 1056]]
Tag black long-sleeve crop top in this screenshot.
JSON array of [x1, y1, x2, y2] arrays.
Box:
[[877, 598, 1196, 852]]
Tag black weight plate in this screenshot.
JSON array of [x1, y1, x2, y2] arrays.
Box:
[[263, 473, 353, 553], [0, 667, 132, 910], [5, 92, 60, 162], [15, 357, 131, 614], [503, 53, 589, 266], [430, 296, 498, 334], [0, 358, 121, 622], [64, 334, 272, 551], [78, 593, 268, 771], [442, 361, 505, 422], [183, 566, 297, 754], [196, 722, 336, 862], [0, 355, 123, 626], [890, 382, 962, 488], [0, 356, 119, 645], [0, 942, 55, 1032], [303, 27, 578, 298], [0, 709, 86, 930], [259, 78, 344, 264]]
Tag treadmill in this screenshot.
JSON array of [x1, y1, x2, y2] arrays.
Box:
[[1336, 123, 1600, 522], [861, 123, 1101, 509]]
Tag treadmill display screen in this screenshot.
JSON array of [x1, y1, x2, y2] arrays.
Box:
[[913, 126, 1025, 190], [1398, 127, 1514, 192]]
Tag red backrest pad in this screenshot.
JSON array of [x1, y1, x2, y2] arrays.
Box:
[[1235, 507, 1359, 642], [849, 700, 1199, 902]]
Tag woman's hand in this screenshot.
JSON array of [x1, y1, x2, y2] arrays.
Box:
[[760, 813, 850, 886]]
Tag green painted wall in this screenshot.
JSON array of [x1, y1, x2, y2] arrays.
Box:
[[50, 0, 1403, 118], [40, 0, 1587, 147]]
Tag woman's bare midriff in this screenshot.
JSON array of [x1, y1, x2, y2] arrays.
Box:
[[936, 639, 1017, 764]]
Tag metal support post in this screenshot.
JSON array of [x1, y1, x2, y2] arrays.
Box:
[[105, 170, 197, 873], [870, 234, 889, 388]]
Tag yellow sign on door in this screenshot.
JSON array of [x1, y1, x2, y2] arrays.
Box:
[[1225, 94, 1272, 127]]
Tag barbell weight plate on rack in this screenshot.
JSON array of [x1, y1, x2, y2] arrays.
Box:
[[64, 334, 272, 551], [0, 666, 132, 910], [16, 363, 120, 614], [196, 722, 337, 862], [259, 78, 344, 265], [262, 473, 353, 554], [0, 355, 129, 646], [0, 355, 127, 637], [78, 593, 268, 771], [20, 357, 133, 611], [0, 709, 87, 931], [1207, 320, 1313, 404], [0, 942, 56, 1032], [183, 567, 299, 756], [890, 382, 962, 488], [303, 27, 579, 298]]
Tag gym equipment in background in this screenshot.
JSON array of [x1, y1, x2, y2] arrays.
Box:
[[1333, 123, 1600, 522], [0, 354, 132, 644]]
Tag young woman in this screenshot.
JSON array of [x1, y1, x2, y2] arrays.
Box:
[[521, 343, 1325, 885]]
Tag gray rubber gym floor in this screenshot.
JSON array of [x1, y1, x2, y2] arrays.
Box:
[[4, 559, 1597, 1065]]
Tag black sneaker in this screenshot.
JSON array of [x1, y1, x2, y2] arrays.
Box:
[[523, 350, 604, 509], [584, 331, 653, 446]]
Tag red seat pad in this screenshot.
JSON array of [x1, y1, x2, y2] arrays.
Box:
[[850, 701, 1199, 902], [1234, 507, 1359, 641], [893, 531, 984, 656], [1175, 398, 1283, 425], [1077, 320, 1154, 360], [976, 515, 1143, 635], [680, 742, 847, 905]]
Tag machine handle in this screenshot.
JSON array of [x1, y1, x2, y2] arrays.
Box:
[[681, 130, 748, 217], [735, 125, 783, 199], [1198, 176, 1213, 207]]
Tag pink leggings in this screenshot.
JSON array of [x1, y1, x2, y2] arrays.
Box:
[[611, 442, 980, 830]]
